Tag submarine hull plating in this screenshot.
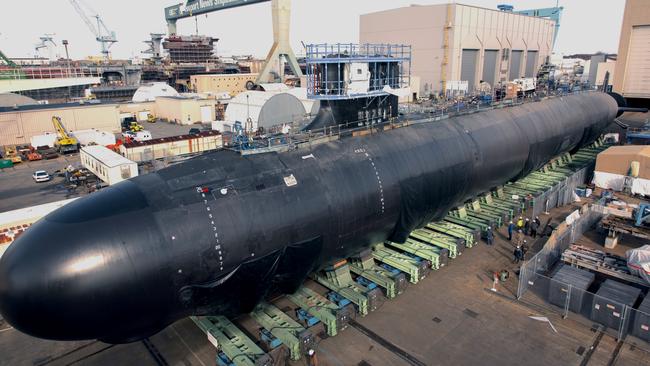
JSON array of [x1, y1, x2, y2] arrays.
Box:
[[0, 93, 618, 342]]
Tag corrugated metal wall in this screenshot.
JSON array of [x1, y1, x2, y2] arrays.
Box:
[[482, 50, 498, 86], [525, 51, 539, 78], [509, 50, 523, 80], [460, 49, 479, 91], [0, 105, 120, 147]]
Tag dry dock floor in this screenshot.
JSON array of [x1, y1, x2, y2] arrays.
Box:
[[1, 202, 649, 365]]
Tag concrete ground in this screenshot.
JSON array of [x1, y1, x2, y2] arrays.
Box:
[[1, 200, 648, 366], [0, 153, 89, 212], [0, 120, 202, 213]]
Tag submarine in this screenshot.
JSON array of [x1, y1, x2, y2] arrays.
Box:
[[0, 91, 623, 343]]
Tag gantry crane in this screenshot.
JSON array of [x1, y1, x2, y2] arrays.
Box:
[[68, 0, 117, 60]]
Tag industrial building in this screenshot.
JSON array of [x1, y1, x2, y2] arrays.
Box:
[[360, 3, 556, 95], [119, 131, 223, 162], [153, 96, 217, 125], [613, 0, 650, 101], [190, 73, 258, 96], [118, 96, 218, 125], [80, 145, 138, 186], [0, 102, 120, 146]]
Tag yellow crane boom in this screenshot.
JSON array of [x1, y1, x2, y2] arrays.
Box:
[[52, 116, 79, 153]]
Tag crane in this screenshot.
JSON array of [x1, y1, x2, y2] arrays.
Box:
[[34, 34, 57, 59], [51, 116, 79, 154], [68, 0, 117, 60]]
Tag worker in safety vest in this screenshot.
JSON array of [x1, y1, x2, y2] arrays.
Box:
[[516, 216, 524, 230]]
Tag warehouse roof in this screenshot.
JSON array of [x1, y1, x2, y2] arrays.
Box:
[[81, 145, 136, 168], [0, 93, 37, 108], [0, 100, 116, 113]]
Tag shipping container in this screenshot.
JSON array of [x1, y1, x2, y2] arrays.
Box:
[[80, 145, 138, 186]]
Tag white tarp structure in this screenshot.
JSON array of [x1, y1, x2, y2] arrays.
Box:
[[71, 129, 116, 146], [225, 90, 307, 131], [132, 82, 179, 102], [383, 85, 412, 98], [594, 146, 650, 197], [627, 245, 650, 284], [30, 132, 58, 148]]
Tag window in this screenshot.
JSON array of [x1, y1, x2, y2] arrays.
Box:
[[357, 68, 362, 74], [121, 165, 131, 179]]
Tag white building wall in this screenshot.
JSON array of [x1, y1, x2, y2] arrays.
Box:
[[360, 4, 555, 95]]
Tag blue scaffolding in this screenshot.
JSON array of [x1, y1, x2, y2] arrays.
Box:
[[305, 43, 411, 100]]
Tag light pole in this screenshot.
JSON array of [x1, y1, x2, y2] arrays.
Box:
[[62, 40, 71, 74]]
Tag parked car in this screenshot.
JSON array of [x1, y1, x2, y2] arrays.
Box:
[[189, 128, 201, 135], [32, 170, 51, 183]]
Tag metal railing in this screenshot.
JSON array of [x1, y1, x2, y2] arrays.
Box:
[[234, 89, 602, 154], [305, 43, 412, 62], [0, 67, 99, 80]]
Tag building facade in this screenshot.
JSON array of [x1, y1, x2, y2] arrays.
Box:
[[190, 73, 258, 96], [0, 103, 120, 147], [613, 0, 650, 100], [360, 4, 555, 96]]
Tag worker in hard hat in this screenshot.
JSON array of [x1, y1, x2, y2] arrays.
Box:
[[486, 226, 494, 246]]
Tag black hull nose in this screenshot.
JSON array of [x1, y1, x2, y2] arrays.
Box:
[[0, 181, 173, 342]]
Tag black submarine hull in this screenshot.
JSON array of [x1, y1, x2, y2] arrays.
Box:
[[0, 93, 618, 343]]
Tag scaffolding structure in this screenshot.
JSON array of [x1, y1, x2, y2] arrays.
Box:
[[162, 35, 218, 64], [305, 43, 411, 100]]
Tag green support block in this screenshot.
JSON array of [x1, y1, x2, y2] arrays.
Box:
[[466, 199, 505, 226], [250, 303, 315, 361], [348, 250, 407, 299], [313, 262, 381, 316], [192, 316, 272, 366], [426, 221, 478, 247], [287, 287, 350, 337], [409, 228, 461, 257], [372, 243, 430, 284], [386, 238, 445, 268]]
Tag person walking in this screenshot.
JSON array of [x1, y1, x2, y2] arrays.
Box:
[[524, 218, 530, 235], [486, 226, 494, 246], [513, 245, 523, 263], [517, 216, 524, 231], [521, 240, 528, 261], [508, 220, 515, 241], [530, 219, 539, 238], [515, 229, 524, 246]]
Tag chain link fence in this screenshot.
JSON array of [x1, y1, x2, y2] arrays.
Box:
[[517, 204, 650, 349]]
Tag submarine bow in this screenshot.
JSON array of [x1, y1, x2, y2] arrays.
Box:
[[0, 93, 618, 342]]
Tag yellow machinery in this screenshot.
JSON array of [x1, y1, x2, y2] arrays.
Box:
[[3, 145, 22, 164], [51, 116, 79, 154], [147, 113, 156, 123]]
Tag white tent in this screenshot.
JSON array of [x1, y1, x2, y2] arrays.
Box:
[[225, 91, 307, 131], [132, 83, 179, 102]]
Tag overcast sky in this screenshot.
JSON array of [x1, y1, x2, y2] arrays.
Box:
[[0, 0, 625, 60]]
